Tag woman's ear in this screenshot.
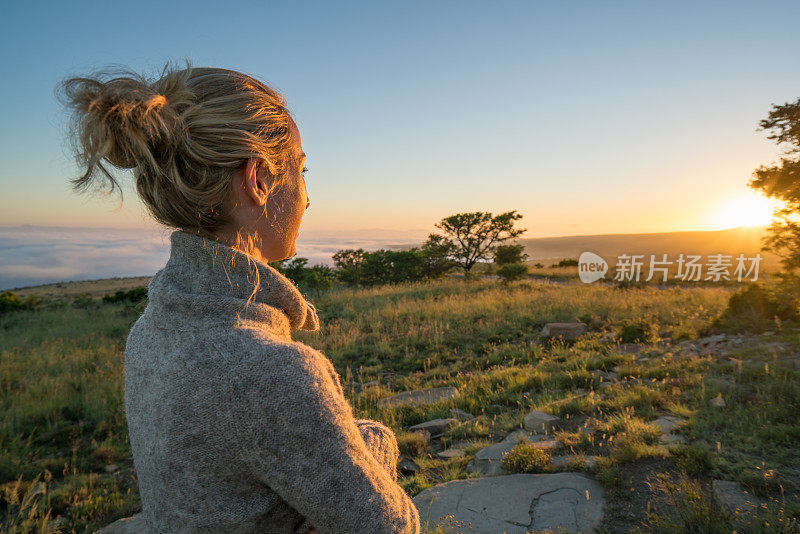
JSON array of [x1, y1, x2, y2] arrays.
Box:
[[242, 158, 271, 206]]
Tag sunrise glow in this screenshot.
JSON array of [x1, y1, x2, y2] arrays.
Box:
[[707, 192, 782, 230]]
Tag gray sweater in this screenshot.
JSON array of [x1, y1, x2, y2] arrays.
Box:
[[124, 230, 421, 533]]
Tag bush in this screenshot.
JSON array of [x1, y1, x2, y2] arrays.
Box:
[[494, 244, 528, 265], [552, 258, 578, 268], [102, 287, 148, 304], [500, 442, 551, 473], [332, 246, 454, 287], [711, 282, 797, 334], [270, 258, 336, 297], [618, 318, 659, 343], [72, 293, 96, 308], [497, 263, 529, 282], [0, 291, 27, 313]]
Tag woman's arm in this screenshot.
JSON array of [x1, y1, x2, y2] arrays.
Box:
[[354, 419, 400, 482], [237, 342, 420, 534]]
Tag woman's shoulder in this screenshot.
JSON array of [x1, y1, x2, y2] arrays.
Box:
[[213, 324, 340, 383]]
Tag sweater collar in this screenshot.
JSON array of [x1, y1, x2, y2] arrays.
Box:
[[147, 230, 320, 336]]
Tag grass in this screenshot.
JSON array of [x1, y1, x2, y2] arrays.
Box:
[[1, 276, 799, 532]]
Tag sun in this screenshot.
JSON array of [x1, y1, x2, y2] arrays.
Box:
[[707, 192, 782, 230]]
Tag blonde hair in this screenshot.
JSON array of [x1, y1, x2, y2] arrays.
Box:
[[59, 62, 298, 234]]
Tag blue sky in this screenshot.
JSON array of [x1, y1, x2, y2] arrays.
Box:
[[2, 1, 800, 239]]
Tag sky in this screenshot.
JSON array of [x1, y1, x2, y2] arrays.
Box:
[[1, 1, 799, 287]]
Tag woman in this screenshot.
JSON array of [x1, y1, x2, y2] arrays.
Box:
[[61, 65, 421, 534]]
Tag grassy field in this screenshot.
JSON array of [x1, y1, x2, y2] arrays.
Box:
[[1, 276, 799, 532]]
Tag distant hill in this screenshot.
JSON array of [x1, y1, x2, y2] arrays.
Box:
[[516, 226, 778, 265]]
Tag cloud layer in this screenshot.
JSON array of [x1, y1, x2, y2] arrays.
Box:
[[0, 226, 424, 290]]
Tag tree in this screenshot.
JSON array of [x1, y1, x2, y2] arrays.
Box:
[[304, 265, 336, 297], [428, 211, 526, 275], [419, 234, 458, 279], [269, 257, 336, 297], [493, 243, 529, 265], [332, 248, 366, 285], [749, 97, 800, 276]]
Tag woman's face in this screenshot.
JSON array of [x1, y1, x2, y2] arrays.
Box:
[[226, 116, 310, 262], [259, 117, 309, 261]]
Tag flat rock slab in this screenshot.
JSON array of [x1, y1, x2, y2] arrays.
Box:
[[652, 416, 681, 434], [414, 473, 604, 534], [378, 387, 459, 409], [96, 514, 145, 534], [469, 440, 517, 476], [408, 418, 459, 435], [541, 322, 588, 341], [523, 410, 561, 433]]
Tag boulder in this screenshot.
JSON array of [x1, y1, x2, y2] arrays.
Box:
[[378, 387, 459, 409], [413, 473, 605, 534], [449, 408, 474, 421], [96, 514, 146, 534], [619, 343, 643, 354], [523, 410, 561, 433], [398, 456, 421, 475], [541, 322, 588, 341], [408, 418, 459, 436], [710, 394, 726, 408], [468, 440, 517, 476], [651, 416, 680, 434]]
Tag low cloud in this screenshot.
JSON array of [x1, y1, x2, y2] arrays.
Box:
[[0, 226, 425, 290]]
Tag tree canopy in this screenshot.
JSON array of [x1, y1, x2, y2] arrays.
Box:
[[749, 97, 800, 274], [427, 211, 526, 273]]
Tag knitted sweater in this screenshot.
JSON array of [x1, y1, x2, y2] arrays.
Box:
[[124, 230, 421, 534]]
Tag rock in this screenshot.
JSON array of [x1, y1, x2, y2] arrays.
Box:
[[104, 464, 119, 473], [96, 514, 146, 534], [449, 408, 474, 421], [659, 434, 686, 445], [468, 441, 517, 476], [698, 334, 726, 346], [437, 449, 466, 459], [593, 370, 619, 381], [413, 473, 605, 534], [378, 387, 459, 409], [710, 394, 726, 408], [599, 332, 618, 343], [524, 411, 561, 433], [619, 343, 643, 354], [712, 480, 760, 516], [469, 431, 561, 476], [408, 418, 459, 436], [504, 430, 561, 451], [651, 416, 680, 434], [28, 482, 46, 498], [398, 456, 421, 475], [541, 322, 588, 341], [412, 429, 432, 443]]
